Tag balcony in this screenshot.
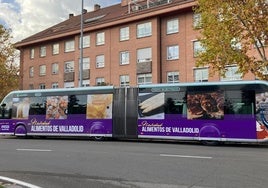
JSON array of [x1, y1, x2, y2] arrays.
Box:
[[64, 72, 75, 82], [137, 59, 152, 74]]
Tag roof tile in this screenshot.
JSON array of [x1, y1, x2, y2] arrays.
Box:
[[15, 0, 195, 47]]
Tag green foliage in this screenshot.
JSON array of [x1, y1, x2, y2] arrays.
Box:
[[0, 25, 19, 101], [194, 0, 268, 79]]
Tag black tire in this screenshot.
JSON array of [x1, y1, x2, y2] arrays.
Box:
[[201, 140, 221, 146], [93, 136, 105, 141]]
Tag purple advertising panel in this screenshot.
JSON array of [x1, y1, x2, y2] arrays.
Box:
[[137, 90, 257, 140], [28, 117, 112, 135], [0, 94, 113, 136], [138, 115, 257, 139], [0, 122, 13, 134]]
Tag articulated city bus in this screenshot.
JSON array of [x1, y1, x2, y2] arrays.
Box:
[[0, 81, 268, 145]]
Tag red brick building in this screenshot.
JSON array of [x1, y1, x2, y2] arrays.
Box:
[[15, 0, 257, 89]]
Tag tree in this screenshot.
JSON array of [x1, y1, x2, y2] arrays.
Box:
[[0, 24, 19, 101], [194, 0, 268, 79]]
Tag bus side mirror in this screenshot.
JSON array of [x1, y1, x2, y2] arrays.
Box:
[[1, 103, 6, 108]]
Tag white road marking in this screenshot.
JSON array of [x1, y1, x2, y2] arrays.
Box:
[[16, 149, 52, 152], [0, 176, 42, 188], [160, 154, 212, 159]]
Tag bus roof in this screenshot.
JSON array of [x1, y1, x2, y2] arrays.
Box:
[[7, 86, 114, 95], [138, 80, 268, 88], [4, 80, 268, 97]]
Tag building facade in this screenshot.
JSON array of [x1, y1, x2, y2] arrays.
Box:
[[15, 0, 257, 90]]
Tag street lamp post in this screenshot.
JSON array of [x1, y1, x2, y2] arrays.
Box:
[[79, 0, 84, 87]]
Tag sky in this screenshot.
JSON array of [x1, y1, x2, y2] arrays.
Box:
[[0, 0, 121, 43]]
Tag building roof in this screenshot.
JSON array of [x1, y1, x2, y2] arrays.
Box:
[[15, 0, 196, 48]]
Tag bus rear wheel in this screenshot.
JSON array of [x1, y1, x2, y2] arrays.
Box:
[[93, 136, 105, 141], [201, 140, 221, 146]]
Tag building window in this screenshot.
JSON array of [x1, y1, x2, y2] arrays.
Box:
[[82, 80, 90, 87], [193, 13, 201, 28], [167, 45, 179, 60], [167, 71, 179, 83], [194, 67, 208, 82], [120, 27, 129, 41], [39, 65, 46, 76], [40, 46, 46, 57], [79, 57, 90, 71], [120, 75, 130, 87], [137, 22, 152, 38], [52, 43, 59, 55], [52, 63, 59, 74], [29, 84, 34, 89], [64, 61, 74, 73], [79, 35, 90, 48], [81, 57, 90, 69], [167, 18, 179, 34], [221, 65, 242, 81], [65, 40, 75, 52], [137, 73, 152, 84], [193, 41, 205, 57], [96, 77, 105, 86], [30, 48, 34, 59], [39, 84, 46, 89], [29, 66, 34, 77], [96, 55, 105, 68], [120, 51, 130, 65], [78, 58, 90, 80], [52, 82, 59, 89], [64, 82, 74, 88], [137, 47, 152, 62], [96, 32, 105, 45]]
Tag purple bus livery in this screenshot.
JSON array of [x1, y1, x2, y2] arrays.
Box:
[[1, 81, 268, 145]]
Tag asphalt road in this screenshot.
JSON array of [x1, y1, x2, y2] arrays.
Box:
[[0, 136, 268, 188]]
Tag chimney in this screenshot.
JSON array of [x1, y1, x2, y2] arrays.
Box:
[[94, 4, 101, 11], [83, 9, 87, 14], [69, 13, 74, 18], [121, 0, 129, 6]]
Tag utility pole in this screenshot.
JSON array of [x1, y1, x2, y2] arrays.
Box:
[[79, 0, 84, 87]]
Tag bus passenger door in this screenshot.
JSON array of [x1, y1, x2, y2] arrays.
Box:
[[113, 87, 138, 138]]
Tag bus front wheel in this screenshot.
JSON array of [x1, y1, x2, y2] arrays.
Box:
[[14, 125, 27, 137]]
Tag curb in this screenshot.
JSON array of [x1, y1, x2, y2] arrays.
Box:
[[0, 176, 42, 188]]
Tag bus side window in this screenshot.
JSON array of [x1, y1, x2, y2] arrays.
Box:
[[0, 95, 13, 119], [165, 98, 179, 114], [238, 103, 254, 114], [224, 90, 254, 115], [224, 98, 235, 114], [182, 102, 187, 117], [0, 104, 12, 119], [29, 97, 46, 115], [164, 92, 186, 115], [68, 95, 87, 114], [240, 90, 254, 114]]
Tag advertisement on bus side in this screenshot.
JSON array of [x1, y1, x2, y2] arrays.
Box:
[[137, 90, 258, 140], [2, 94, 113, 135]]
